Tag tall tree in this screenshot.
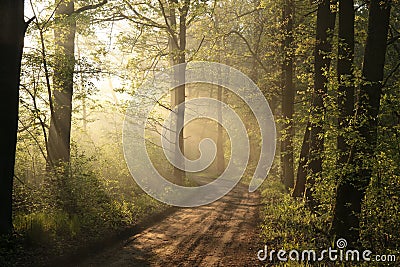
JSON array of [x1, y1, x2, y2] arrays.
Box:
[[336, 0, 355, 169], [307, 0, 337, 202], [115, 0, 205, 184], [167, 0, 189, 185], [293, 0, 336, 200], [331, 0, 356, 230], [332, 0, 392, 246], [47, 0, 107, 168], [281, 0, 295, 189], [0, 0, 25, 235], [47, 0, 76, 167], [214, 14, 225, 175]]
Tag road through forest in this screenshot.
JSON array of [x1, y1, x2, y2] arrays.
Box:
[[78, 183, 263, 266]]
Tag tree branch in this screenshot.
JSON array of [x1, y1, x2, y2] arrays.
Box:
[[228, 30, 269, 73], [382, 61, 400, 88], [123, 0, 166, 29], [118, 12, 166, 28], [187, 35, 205, 62], [157, 0, 180, 49], [304, 8, 318, 17], [24, 16, 36, 33], [73, 0, 108, 14], [387, 35, 400, 45]]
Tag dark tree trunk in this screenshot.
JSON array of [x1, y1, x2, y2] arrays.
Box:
[[292, 121, 310, 197], [0, 0, 25, 235], [305, 0, 336, 205], [330, 0, 356, 233], [293, 0, 336, 199], [336, 0, 355, 167], [332, 0, 391, 246], [47, 0, 76, 167], [281, 0, 295, 189]]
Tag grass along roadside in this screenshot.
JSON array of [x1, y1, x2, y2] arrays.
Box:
[[259, 177, 398, 266]]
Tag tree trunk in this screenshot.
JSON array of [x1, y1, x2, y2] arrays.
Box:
[[216, 84, 225, 174], [215, 15, 225, 175], [281, 0, 295, 189], [332, 0, 391, 246], [292, 121, 310, 197], [168, 0, 188, 185], [47, 0, 76, 167], [0, 0, 25, 235], [336, 0, 355, 168], [305, 0, 336, 205], [330, 0, 356, 234]]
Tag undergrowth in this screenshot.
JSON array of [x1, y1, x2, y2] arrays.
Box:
[[259, 177, 398, 266], [0, 150, 166, 267]]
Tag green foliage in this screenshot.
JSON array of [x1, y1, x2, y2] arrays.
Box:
[[361, 153, 400, 255], [260, 176, 399, 266], [260, 178, 331, 254], [6, 145, 166, 265]]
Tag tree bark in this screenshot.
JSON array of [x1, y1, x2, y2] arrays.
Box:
[[0, 0, 25, 235], [332, 0, 391, 246], [305, 0, 336, 205], [47, 0, 76, 167], [292, 121, 310, 197], [215, 16, 225, 175], [281, 0, 295, 189], [336, 0, 355, 168], [216, 84, 225, 174], [168, 0, 188, 185]]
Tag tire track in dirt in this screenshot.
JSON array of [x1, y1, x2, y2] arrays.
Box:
[[78, 183, 262, 267]]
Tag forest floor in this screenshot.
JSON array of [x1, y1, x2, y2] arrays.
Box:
[[77, 182, 263, 267]]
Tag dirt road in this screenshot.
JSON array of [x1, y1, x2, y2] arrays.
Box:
[[79, 184, 263, 266]]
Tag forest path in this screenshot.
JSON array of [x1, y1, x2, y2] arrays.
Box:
[[78, 183, 262, 267]]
